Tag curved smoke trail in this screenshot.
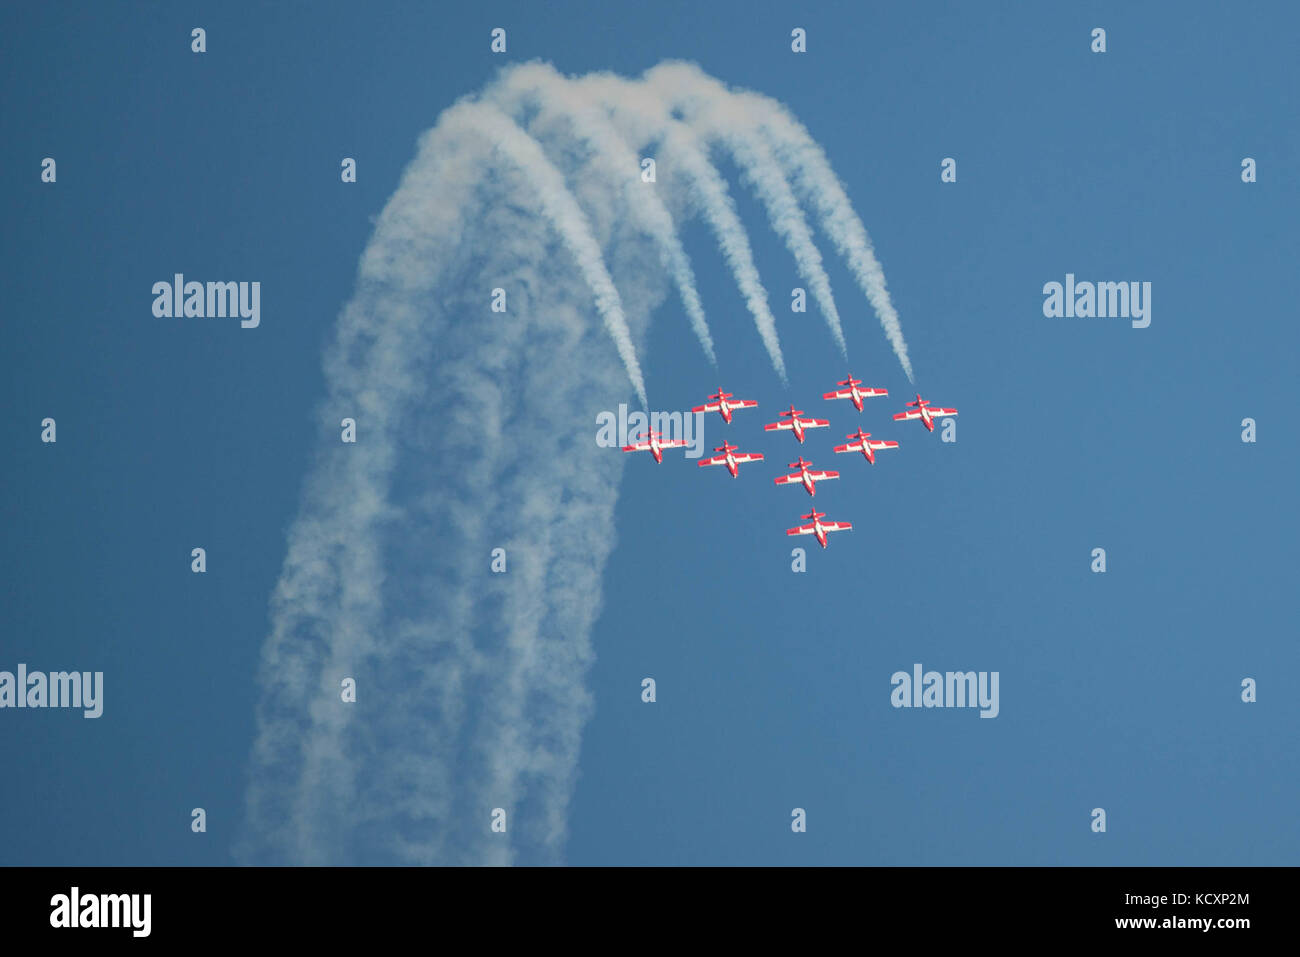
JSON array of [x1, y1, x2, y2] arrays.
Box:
[[572, 72, 789, 382], [641, 64, 849, 358], [495, 62, 718, 368], [238, 63, 913, 865]]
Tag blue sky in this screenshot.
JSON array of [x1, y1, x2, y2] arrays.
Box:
[[2, 2, 1296, 865]]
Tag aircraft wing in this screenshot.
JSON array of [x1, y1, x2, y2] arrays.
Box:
[[893, 410, 923, 421], [930, 408, 958, 417], [786, 523, 817, 536], [732, 399, 757, 410], [773, 473, 802, 485], [731, 453, 763, 464], [657, 438, 690, 449], [697, 455, 727, 467], [824, 387, 886, 400], [833, 442, 864, 454], [821, 521, 852, 533], [800, 418, 830, 428], [808, 470, 839, 480], [692, 401, 721, 414], [868, 440, 899, 450], [621, 440, 653, 452], [764, 421, 793, 432]]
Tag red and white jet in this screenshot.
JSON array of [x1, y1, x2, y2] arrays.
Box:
[[692, 388, 757, 425], [773, 456, 839, 496], [697, 441, 764, 478], [823, 374, 888, 412], [834, 428, 899, 465], [763, 406, 829, 444], [621, 429, 689, 464], [893, 394, 959, 432], [785, 509, 853, 549]]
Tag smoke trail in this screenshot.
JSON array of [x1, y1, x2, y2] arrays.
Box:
[[578, 73, 788, 383], [492, 62, 717, 367], [754, 96, 916, 381], [652, 61, 915, 381], [722, 131, 849, 358], [238, 91, 669, 865], [239, 63, 913, 866], [644, 64, 849, 357], [445, 100, 649, 408]]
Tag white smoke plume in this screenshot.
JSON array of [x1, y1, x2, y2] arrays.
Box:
[[569, 73, 790, 382], [746, 93, 916, 381], [647, 61, 914, 381], [495, 62, 718, 368], [641, 64, 849, 357], [238, 63, 913, 865], [446, 100, 649, 408]]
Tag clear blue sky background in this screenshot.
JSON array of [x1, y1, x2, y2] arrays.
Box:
[[2, 1, 1296, 865]]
